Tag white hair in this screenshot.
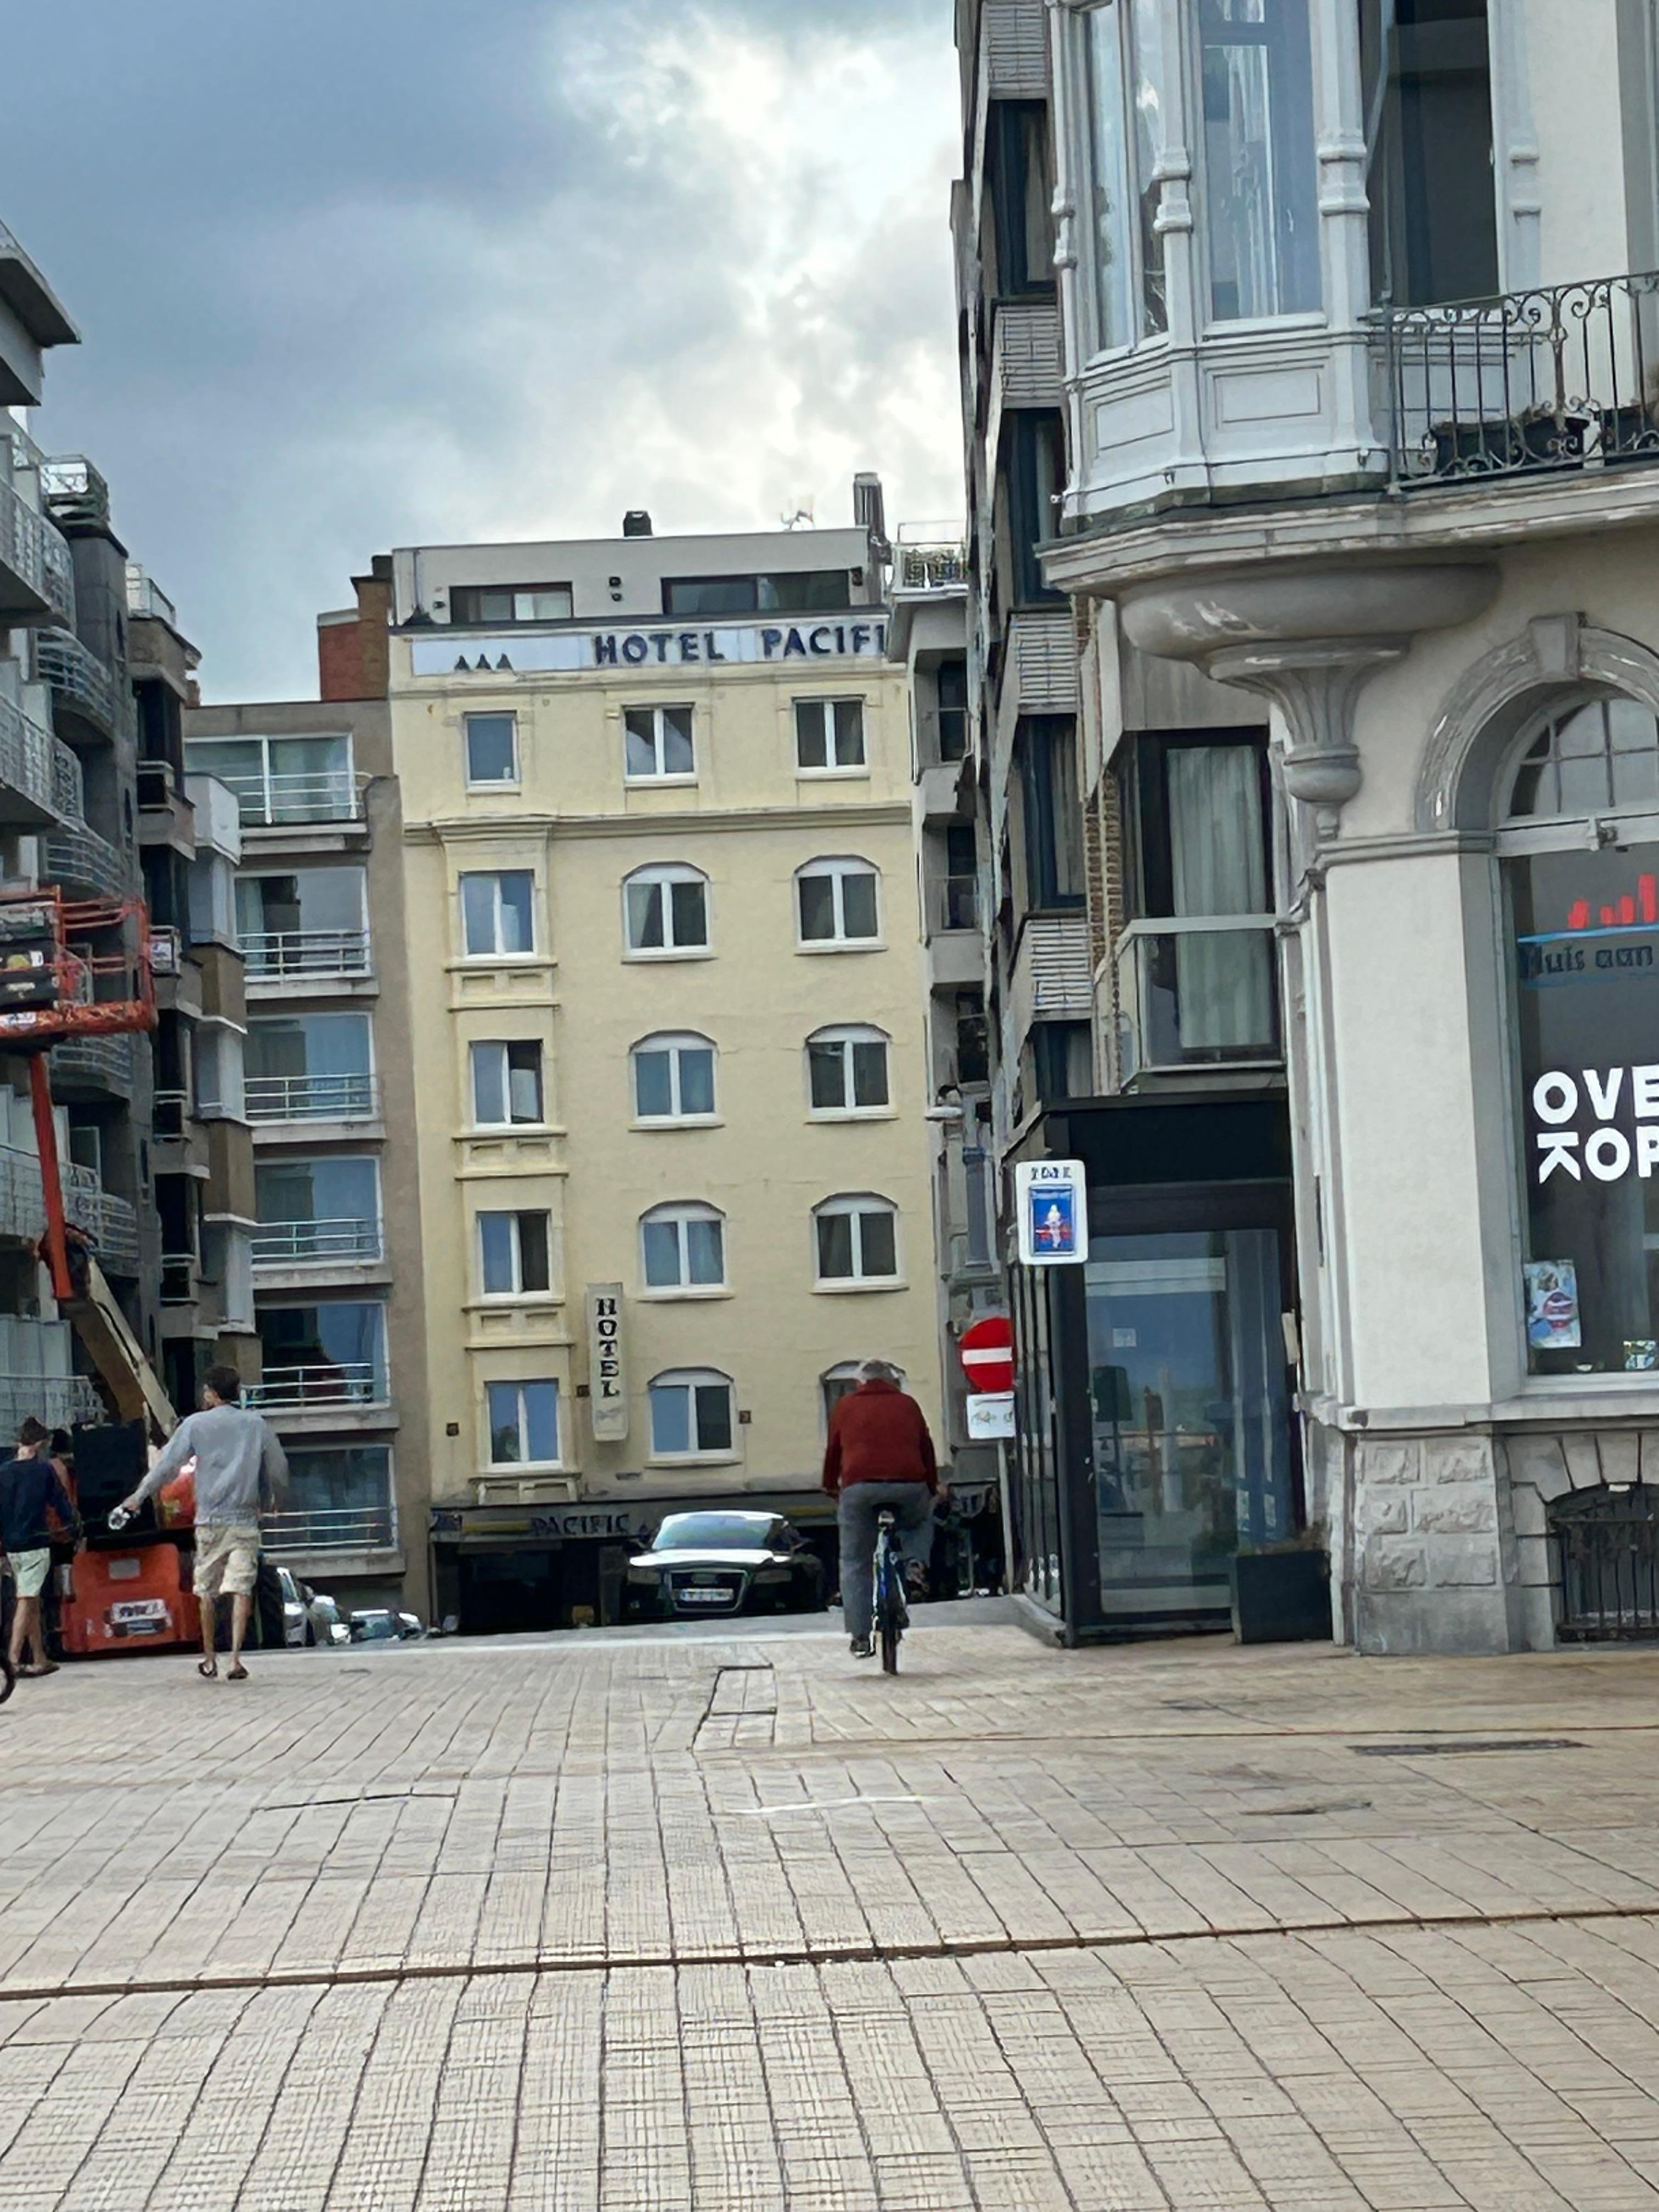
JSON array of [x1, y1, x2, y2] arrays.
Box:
[[860, 1359, 902, 1386]]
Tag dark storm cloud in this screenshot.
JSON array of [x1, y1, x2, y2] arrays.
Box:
[[4, 1, 960, 697]]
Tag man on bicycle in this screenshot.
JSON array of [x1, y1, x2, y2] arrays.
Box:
[[822, 1359, 939, 1658]]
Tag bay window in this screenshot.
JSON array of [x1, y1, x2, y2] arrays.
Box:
[[1197, 0, 1319, 321]]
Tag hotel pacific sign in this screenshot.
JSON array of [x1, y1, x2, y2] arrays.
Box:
[[410, 618, 890, 679]]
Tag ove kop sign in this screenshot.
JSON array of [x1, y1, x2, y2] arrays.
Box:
[[958, 1316, 1015, 1396]]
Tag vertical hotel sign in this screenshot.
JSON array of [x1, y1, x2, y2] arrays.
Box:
[[586, 1285, 628, 1442]]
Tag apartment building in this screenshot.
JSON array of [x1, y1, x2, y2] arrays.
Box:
[[0, 219, 252, 1433], [390, 500, 941, 1633], [185, 561, 430, 1618], [967, 0, 1659, 1656], [887, 526, 1001, 1493]]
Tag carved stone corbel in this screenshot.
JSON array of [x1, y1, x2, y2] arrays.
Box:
[[1207, 639, 1408, 840]]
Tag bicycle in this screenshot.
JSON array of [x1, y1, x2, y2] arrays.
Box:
[[872, 1508, 909, 1674]]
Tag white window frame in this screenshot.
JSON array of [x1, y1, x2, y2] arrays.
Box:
[[812, 1193, 901, 1289], [806, 1024, 892, 1118], [648, 1368, 738, 1462], [470, 1039, 546, 1130], [639, 1201, 727, 1295], [477, 1209, 553, 1300], [631, 1032, 719, 1125], [795, 857, 882, 950], [464, 712, 520, 788], [459, 870, 537, 960], [486, 1378, 562, 1469], [623, 863, 711, 958], [624, 704, 697, 783], [794, 697, 867, 775]]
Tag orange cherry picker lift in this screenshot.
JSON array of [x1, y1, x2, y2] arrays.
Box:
[[0, 887, 202, 1656]]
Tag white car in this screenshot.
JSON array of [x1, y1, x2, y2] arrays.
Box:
[[275, 1568, 349, 1646]]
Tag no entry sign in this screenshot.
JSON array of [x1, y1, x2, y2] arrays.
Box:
[[959, 1316, 1015, 1396]]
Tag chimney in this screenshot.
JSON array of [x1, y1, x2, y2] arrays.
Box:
[[853, 472, 889, 562], [318, 554, 393, 701], [622, 510, 653, 538]]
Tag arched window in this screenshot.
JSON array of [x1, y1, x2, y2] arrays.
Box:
[[640, 1202, 726, 1291], [1500, 691, 1659, 1381], [648, 1368, 735, 1459], [795, 857, 880, 947], [623, 863, 709, 955], [806, 1025, 890, 1114], [813, 1194, 899, 1286], [1505, 696, 1659, 822], [820, 1359, 906, 1432], [631, 1032, 718, 1122]]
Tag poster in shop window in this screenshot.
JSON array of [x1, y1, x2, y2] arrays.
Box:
[[1523, 1260, 1581, 1351]]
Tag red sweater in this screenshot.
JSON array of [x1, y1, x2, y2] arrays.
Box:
[[822, 1380, 938, 1495]]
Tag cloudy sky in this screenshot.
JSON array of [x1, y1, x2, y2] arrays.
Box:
[[7, 1, 962, 699]]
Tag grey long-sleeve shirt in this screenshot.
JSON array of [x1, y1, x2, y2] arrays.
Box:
[[134, 1404, 289, 1526]]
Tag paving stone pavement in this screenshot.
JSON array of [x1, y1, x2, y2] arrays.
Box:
[[3, 1615, 1659, 2206]]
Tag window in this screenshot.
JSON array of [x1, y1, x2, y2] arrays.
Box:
[[471, 1041, 545, 1127], [935, 659, 968, 763], [1502, 696, 1659, 1378], [662, 572, 852, 617], [461, 871, 535, 957], [246, 1013, 374, 1122], [236, 867, 367, 977], [624, 704, 695, 780], [1361, 0, 1497, 309], [465, 714, 518, 786], [989, 100, 1057, 296], [1019, 720, 1085, 909], [795, 699, 866, 772], [451, 584, 573, 625], [1198, 0, 1320, 321], [488, 1380, 561, 1466], [1008, 415, 1065, 605], [1085, 2, 1167, 346], [632, 1033, 717, 1121], [624, 864, 709, 955], [1032, 1022, 1094, 1104], [955, 989, 990, 1087], [797, 858, 880, 946], [253, 1157, 382, 1265], [258, 1303, 387, 1407], [814, 1195, 900, 1285], [274, 1446, 394, 1550], [185, 735, 354, 827], [649, 1369, 736, 1458], [640, 1203, 726, 1291], [808, 1026, 890, 1114], [821, 1361, 907, 1429], [479, 1210, 551, 1297]]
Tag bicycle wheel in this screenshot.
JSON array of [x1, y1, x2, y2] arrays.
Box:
[[877, 1541, 902, 1674]]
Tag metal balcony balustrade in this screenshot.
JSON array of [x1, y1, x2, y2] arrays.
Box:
[[246, 1362, 387, 1411], [245, 1071, 379, 1123], [250, 1216, 383, 1267], [0, 472, 74, 624], [217, 767, 365, 827], [1112, 917, 1282, 1085], [262, 1503, 397, 1555], [42, 822, 130, 901], [1376, 270, 1659, 488], [61, 1164, 139, 1272], [240, 929, 372, 980], [39, 455, 110, 531], [0, 691, 83, 826], [125, 566, 177, 628], [31, 628, 130, 741], [52, 1033, 133, 1090], [0, 1374, 101, 1437]]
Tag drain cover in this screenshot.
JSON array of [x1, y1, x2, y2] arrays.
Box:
[[1352, 1737, 1583, 1757]]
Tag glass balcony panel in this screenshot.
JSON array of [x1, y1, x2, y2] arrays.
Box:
[[1115, 919, 1280, 1081]]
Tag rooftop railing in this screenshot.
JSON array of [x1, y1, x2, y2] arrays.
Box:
[[1376, 270, 1659, 488], [125, 565, 177, 628], [40, 455, 110, 529], [894, 532, 969, 591]]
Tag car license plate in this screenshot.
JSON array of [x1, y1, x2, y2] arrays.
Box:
[[676, 1587, 732, 1606], [110, 1599, 168, 1625]]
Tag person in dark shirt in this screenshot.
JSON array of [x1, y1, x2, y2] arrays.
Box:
[[0, 1417, 78, 1678]]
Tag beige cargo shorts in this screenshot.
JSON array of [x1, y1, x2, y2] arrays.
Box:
[[193, 1522, 260, 1600]]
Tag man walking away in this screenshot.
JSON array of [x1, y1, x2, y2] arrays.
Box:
[[823, 1359, 939, 1659], [119, 1366, 287, 1682], [0, 1417, 77, 1678]]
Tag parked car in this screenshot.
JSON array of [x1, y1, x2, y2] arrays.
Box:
[[275, 1568, 351, 1646], [306, 1591, 351, 1646], [625, 1511, 825, 1621], [347, 1609, 425, 1643], [275, 1567, 308, 1647]]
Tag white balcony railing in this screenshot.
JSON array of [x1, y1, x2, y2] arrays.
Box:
[[250, 1217, 383, 1267], [246, 1072, 379, 1124], [262, 1503, 397, 1555], [125, 564, 177, 628], [1114, 918, 1282, 1085], [52, 1034, 133, 1090], [0, 691, 82, 825], [246, 1362, 387, 1411], [241, 929, 371, 980], [42, 823, 129, 900], [0, 473, 75, 625], [219, 768, 365, 827], [31, 628, 129, 741]]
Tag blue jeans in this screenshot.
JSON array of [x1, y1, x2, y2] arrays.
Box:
[[838, 1483, 934, 1641]]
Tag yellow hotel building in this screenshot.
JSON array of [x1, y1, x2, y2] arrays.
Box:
[[388, 505, 943, 1632]]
